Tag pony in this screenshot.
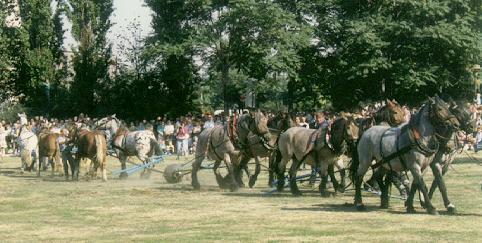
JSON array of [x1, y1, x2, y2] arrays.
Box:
[[275, 113, 359, 196], [414, 98, 476, 214], [17, 113, 39, 174], [191, 124, 241, 191], [351, 95, 460, 215], [38, 126, 63, 176], [96, 115, 162, 179], [67, 125, 108, 181]]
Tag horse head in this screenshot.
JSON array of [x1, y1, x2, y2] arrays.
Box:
[[96, 115, 120, 135], [383, 99, 405, 126], [447, 100, 476, 134], [268, 111, 296, 132], [250, 110, 270, 136], [428, 95, 460, 130], [330, 113, 359, 155]]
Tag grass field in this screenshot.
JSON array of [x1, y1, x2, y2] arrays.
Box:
[[0, 152, 481, 242]]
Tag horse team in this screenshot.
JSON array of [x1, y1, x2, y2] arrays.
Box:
[[14, 95, 474, 215]]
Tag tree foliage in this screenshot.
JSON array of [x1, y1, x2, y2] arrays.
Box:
[[67, 0, 113, 115]]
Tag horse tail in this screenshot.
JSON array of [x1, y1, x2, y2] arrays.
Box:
[[94, 133, 107, 166], [150, 137, 163, 156]]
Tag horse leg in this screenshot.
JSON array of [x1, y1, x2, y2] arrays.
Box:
[[366, 168, 381, 191], [334, 157, 346, 193], [50, 157, 55, 176], [353, 148, 371, 211], [377, 170, 390, 209], [234, 155, 249, 188], [73, 158, 80, 181], [430, 162, 455, 214], [212, 160, 224, 188], [268, 151, 278, 187], [100, 160, 107, 182], [276, 156, 289, 192], [327, 164, 340, 194], [389, 171, 407, 199], [62, 151, 70, 180], [318, 162, 330, 197], [223, 153, 239, 192], [138, 155, 150, 179], [309, 164, 318, 186], [37, 156, 44, 177], [289, 158, 302, 196], [191, 155, 204, 190], [119, 154, 128, 179], [248, 156, 261, 188], [409, 164, 438, 215], [406, 181, 418, 213]]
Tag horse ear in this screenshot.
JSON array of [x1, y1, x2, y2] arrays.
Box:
[[386, 99, 393, 107], [111, 114, 116, 118], [428, 96, 435, 104]]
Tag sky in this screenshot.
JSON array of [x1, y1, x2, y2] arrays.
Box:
[[63, 0, 153, 55]]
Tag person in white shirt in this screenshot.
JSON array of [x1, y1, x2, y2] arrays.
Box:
[[203, 115, 215, 129]]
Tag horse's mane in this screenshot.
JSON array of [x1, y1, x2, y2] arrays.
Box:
[[115, 126, 129, 135], [330, 117, 347, 153]]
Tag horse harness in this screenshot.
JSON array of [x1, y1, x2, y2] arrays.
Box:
[[372, 116, 439, 171], [205, 126, 231, 161]]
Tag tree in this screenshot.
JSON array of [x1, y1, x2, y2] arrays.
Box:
[[0, 1, 15, 101], [146, 1, 310, 114], [310, 0, 482, 109], [67, 0, 113, 115], [9, 0, 56, 114]]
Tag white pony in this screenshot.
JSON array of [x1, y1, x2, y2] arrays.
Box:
[[17, 113, 39, 174], [96, 115, 162, 179]]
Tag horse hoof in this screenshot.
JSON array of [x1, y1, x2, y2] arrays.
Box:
[[292, 191, 302, 197], [447, 204, 456, 214], [380, 203, 389, 209], [337, 186, 346, 193], [420, 201, 426, 209], [320, 191, 331, 198], [192, 183, 201, 190], [427, 208, 439, 215], [119, 172, 128, 180], [248, 176, 257, 188], [229, 185, 239, 192], [355, 203, 366, 211], [276, 183, 284, 192], [406, 207, 417, 214]]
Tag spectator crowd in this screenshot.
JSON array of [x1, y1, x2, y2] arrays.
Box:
[[2, 101, 482, 162]]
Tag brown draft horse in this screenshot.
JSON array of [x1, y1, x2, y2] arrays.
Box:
[[37, 127, 63, 176], [68, 125, 108, 181]]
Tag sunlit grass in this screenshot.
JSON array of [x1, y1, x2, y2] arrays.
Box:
[[0, 153, 481, 242]]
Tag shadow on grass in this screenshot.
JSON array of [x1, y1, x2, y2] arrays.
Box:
[[281, 203, 379, 213], [222, 189, 338, 198], [387, 209, 482, 217], [157, 185, 226, 193]]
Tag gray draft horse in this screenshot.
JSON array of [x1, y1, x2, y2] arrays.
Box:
[[414, 99, 476, 214], [192, 124, 241, 191], [352, 96, 460, 215], [236, 112, 296, 188], [358, 100, 408, 195], [276, 114, 359, 196]]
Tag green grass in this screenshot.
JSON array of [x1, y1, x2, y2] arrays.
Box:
[[0, 153, 481, 242]]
